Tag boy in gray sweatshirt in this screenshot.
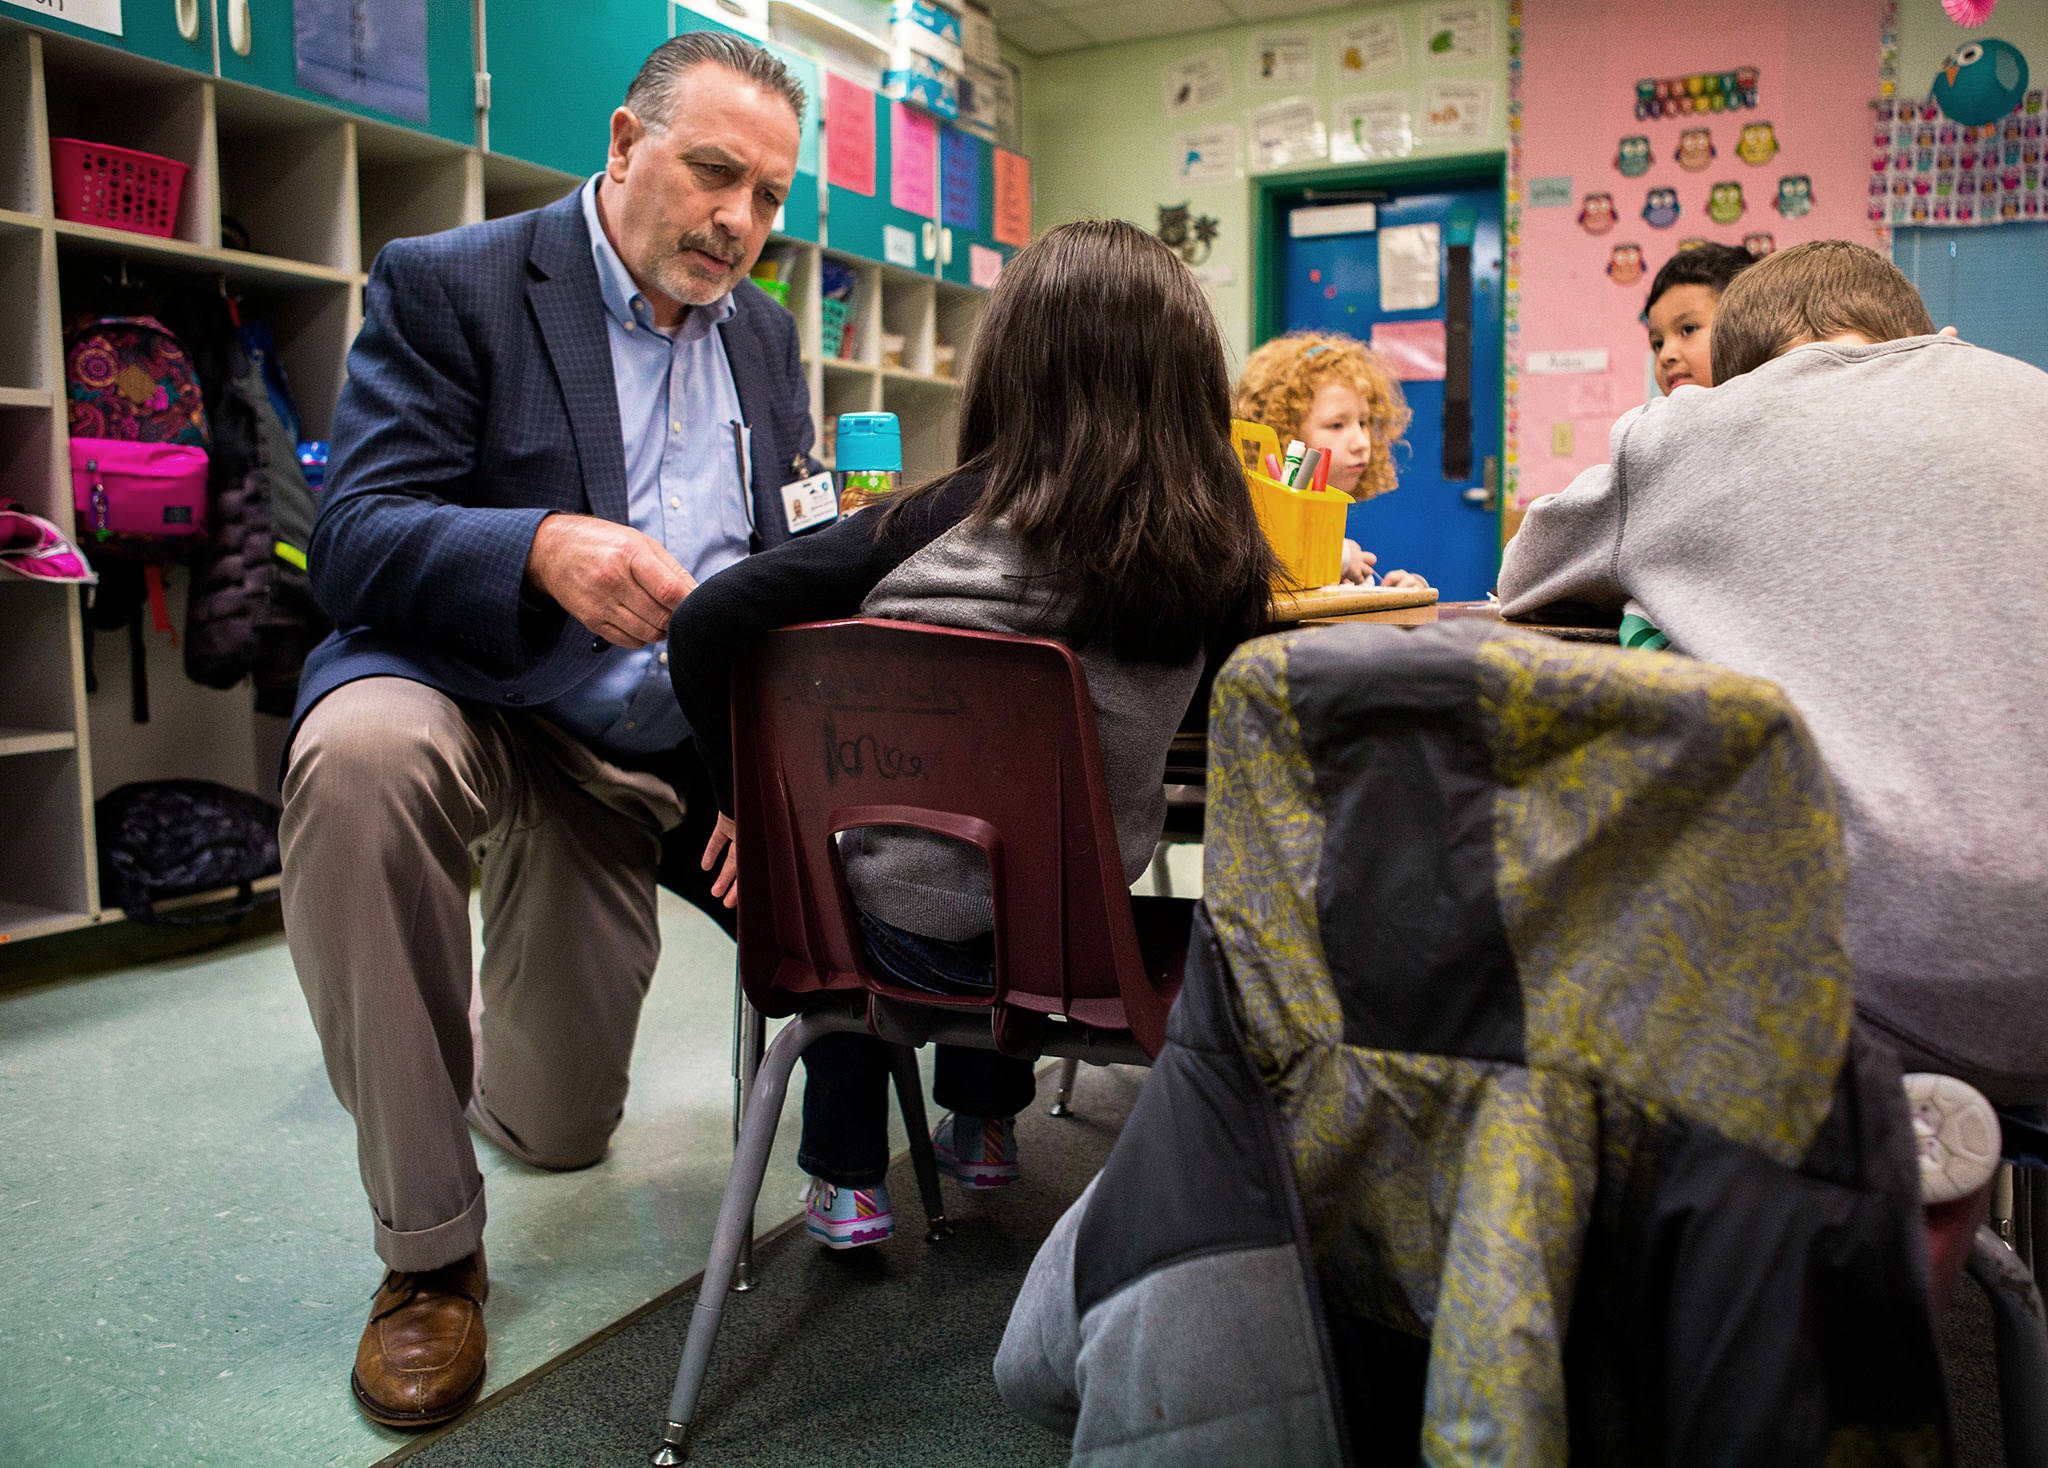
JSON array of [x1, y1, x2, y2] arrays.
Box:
[[1499, 240, 2048, 1101]]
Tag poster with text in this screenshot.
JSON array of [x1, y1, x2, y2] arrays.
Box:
[[993, 148, 1031, 247], [1420, 80, 1494, 144], [1333, 17, 1403, 81], [1419, 2, 1495, 64], [825, 74, 876, 196], [296, 0, 429, 124], [1169, 126, 1243, 188], [1331, 93, 1415, 162], [1251, 99, 1327, 172], [1250, 34, 1315, 90], [3, 0, 121, 32], [940, 127, 978, 230], [1379, 222, 1442, 312], [1163, 49, 1230, 115], [890, 104, 938, 217]]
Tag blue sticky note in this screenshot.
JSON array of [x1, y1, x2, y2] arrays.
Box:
[[294, 0, 429, 125], [941, 128, 979, 231]]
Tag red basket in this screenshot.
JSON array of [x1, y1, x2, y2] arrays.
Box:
[[51, 138, 188, 239]]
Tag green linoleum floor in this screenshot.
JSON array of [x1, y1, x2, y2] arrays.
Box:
[[0, 890, 910, 1468]]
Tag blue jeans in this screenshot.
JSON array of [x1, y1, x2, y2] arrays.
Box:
[[797, 911, 1037, 1188]]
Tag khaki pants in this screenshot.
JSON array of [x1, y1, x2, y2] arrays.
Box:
[[281, 676, 691, 1271]]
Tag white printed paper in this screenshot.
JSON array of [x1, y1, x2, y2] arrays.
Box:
[[883, 224, 918, 268], [1250, 99, 1326, 172], [968, 243, 1003, 288], [5, 0, 123, 31], [1419, 2, 1495, 63], [1249, 33, 1315, 90], [1190, 264, 1234, 286], [1419, 80, 1493, 143], [1162, 49, 1230, 115], [1290, 202, 1378, 238], [1526, 349, 1611, 375], [1331, 93, 1414, 163], [1379, 222, 1441, 312], [1333, 17, 1403, 80], [1169, 126, 1242, 188]]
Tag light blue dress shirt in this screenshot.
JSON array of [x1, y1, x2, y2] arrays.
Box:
[[539, 175, 754, 757]]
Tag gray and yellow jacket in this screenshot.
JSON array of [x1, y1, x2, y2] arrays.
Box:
[[997, 620, 1949, 1466]]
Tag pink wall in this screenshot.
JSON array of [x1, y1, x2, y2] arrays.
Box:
[[1516, 0, 1883, 504]]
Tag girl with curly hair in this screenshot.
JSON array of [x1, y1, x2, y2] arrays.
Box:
[[1232, 332, 1429, 588]]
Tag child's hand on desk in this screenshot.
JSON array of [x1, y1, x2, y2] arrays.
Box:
[[1340, 539, 1376, 585], [1380, 569, 1430, 590], [702, 813, 739, 909]]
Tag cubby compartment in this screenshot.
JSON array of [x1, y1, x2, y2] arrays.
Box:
[[819, 250, 880, 365], [0, 28, 42, 217], [358, 124, 478, 269], [0, 401, 58, 523], [818, 363, 879, 467], [41, 34, 213, 248], [483, 152, 579, 222], [879, 270, 935, 376], [0, 577, 80, 737], [235, 280, 355, 439], [0, 746, 92, 937], [0, 227, 52, 393], [215, 88, 352, 270]]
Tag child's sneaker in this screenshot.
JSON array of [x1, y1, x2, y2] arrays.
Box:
[[1905, 1073, 2001, 1204], [803, 1177, 894, 1249], [932, 1112, 1019, 1189]]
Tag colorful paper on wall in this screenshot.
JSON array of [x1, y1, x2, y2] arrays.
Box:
[[1371, 319, 1448, 379], [825, 74, 877, 196], [1330, 94, 1412, 163], [940, 127, 979, 229], [993, 148, 1031, 247], [883, 224, 918, 268], [1170, 125, 1242, 187], [1250, 99, 1327, 171], [1420, 2, 1495, 64], [1334, 17, 1403, 80], [1378, 222, 1442, 311], [1420, 80, 1494, 143], [890, 103, 938, 216], [1527, 175, 1574, 207], [1250, 34, 1315, 90], [295, 0, 429, 124], [969, 243, 1004, 287], [1163, 50, 1230, 114]]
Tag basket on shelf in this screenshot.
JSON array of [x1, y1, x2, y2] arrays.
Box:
[[752, 276, 791, 308], [821, 296, 853, 358], [51, 138, 189, 239]]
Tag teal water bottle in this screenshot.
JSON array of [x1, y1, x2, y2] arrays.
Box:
[[836, 412, 902, 505]]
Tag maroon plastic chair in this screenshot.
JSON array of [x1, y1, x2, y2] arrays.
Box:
[[652, 619, 1191, 1465]]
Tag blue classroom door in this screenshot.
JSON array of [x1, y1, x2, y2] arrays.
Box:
[[1277, 185, 1504, 601]]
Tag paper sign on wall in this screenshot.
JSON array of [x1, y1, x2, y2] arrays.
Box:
[[940, 127, 979, 230], [4, 0, 122, 33], [1331, 94, 1413, 163], [969, 243, 1003, 288], [1163, 50, 1230, 115], [1250, 99, 1326, 172], [992, 148, 1031, 247], [1526, 349, 1610, 374], [1527, 176, 1575, 208], [825, 74, 876, 196], [297, 0, 429, 124], [1419, 2, 1495, 63], [1333, 17, 1402, 80], [890, 103, 937, 217], [1371, 319, 1448, 380], [1170, 125, 1242, 188], [883, 224, 918, 268], [1420, 80, 1493, 143], [1250, 34, 1315, 90], [1378, 222, 1441, 312]]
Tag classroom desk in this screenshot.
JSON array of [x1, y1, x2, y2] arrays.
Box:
[[1163, 595, 1622, 783]]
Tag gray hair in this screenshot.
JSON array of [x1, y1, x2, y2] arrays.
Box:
[[623, 32, 806, 130]]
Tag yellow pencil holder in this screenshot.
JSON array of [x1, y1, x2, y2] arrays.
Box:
[[1248, 469, 1349, 589]]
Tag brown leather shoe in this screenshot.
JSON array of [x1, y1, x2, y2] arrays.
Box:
[[350, 1247, 489, 1428]]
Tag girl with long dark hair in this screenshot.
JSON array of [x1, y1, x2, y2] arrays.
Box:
[[667, 218, 1273, 1247]]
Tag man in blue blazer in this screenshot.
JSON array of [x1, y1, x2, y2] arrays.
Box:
[[278, 32, 820, 1427]]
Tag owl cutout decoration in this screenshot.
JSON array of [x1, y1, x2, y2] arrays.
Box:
[[1737, 121, 1780, 165], [1676, 127, 1716, 171], [1615, 135, 1652, 177], [1708, 181, 1747, 224], [1608, 242, 1645, 284], [1579, 192, 1618, 234], [1775, 175, 1814, 218], [1642, 187, 1681, 228], [1743, 231, 1776, 257], [1676, 236, 1710, 252], [1931, 40, 2030, 126]]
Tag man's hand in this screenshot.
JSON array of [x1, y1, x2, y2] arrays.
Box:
[[702, 813, 738, 909], [524, 514, 696, 648]]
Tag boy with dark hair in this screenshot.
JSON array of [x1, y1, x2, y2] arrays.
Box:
[[1500, 242, 2048, 1115], [1642, 241, 1756, 395]]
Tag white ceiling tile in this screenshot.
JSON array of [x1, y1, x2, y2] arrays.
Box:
[[995, 9, 1095, 54], [1061, 0, 1235, 43], [1221, 0, 1365, 19]]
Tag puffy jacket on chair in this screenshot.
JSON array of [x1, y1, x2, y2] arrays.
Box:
[[997, 620, 1949, 1467]]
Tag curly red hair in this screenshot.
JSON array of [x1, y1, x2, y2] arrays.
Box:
[[1232, 332, 1411, 501]]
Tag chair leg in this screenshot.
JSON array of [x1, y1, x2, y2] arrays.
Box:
[[1968, 1224, 2048, 1468], [1048, 1057, 1081, 1118], [885, 1045, 953, 1243], [653, 1010, 839, 1466], [730, 990, 765, 1292], [1147, 843, 1174, 898]]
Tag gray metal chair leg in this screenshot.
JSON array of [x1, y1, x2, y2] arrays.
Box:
[[1147, 842, 1174, 898], [885, 1045, 952, 1242], [730, 994, 765, 1292], [653, 1010, 840, 1466], [1967, 1224, 2048, 1468], [1048, 1057, 1081, 1118]]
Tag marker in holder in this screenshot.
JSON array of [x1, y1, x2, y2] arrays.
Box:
[[1232, 419, 1349, 589]]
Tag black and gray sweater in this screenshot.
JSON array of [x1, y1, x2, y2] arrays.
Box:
[[666, 475, 1202, 940]]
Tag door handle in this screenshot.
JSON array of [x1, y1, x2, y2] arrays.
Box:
[[1462, 455, 1500, 511], [175, 0, 200, 43], [228, 0, 252, 56], [921, 221, 938, 261], [939, 227, 953, 265]]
